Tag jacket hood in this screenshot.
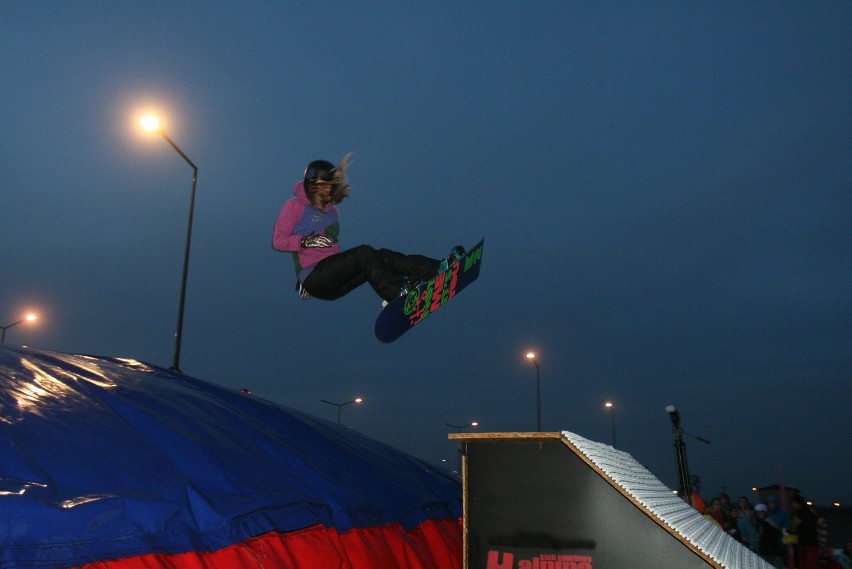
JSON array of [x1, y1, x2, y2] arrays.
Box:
[[293, 180, 309, 203]]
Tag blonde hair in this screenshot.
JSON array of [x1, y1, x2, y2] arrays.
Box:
[[330, 152, 353, 204]]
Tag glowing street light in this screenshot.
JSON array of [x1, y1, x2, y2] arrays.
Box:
[[446, 420, 479, 473], [320, 397, 363, 425], [1, 313, 37, 344], [526, 351, 541, 431], [445, 421, 478, 432], [140, 114, 198, 373], [140, 114, 160, 132], [604, 401, 616, 448]]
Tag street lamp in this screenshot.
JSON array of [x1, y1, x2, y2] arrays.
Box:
[[666, 405, 692, 506], [526, 351, 541, 431], [320, 397, 363, 425], [445, 421, 478, 432], [605, 401, 616, 448], [1, 313, 37, 344], [446, 421, 478, 473], [141, 114, 198, 373]]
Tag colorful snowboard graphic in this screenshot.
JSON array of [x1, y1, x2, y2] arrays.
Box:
[[375, 239, 484, 343]]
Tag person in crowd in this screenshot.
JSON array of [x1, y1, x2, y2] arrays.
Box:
[[705, 497, 725, 527], [764, 494, 791, 559], [717, 493, 742, 538], [725, 506, 742, 541], [766, 495, 790, 530], [755, 503, 784, 568], [836, 540, 852, 569], [790, 494, 819, 569], [691, 492, 706, 514], [735, 496, 760, 552], [719, 493, 734, 517]]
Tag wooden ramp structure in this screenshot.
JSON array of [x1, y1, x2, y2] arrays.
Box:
[[449, 432, 772, 569]]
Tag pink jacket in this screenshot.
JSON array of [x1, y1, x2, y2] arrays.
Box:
[[272, 181, 341, 280]]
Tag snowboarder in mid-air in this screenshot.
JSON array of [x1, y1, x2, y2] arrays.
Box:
[[272, 154, 463, 304]]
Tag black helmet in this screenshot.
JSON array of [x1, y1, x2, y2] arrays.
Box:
[[304, 160, 336, 189]]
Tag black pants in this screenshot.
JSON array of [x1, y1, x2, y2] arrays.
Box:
[[302, 245, 440, 301]]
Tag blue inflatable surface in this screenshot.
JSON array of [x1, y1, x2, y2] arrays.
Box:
[[0, 346, 461, 567]]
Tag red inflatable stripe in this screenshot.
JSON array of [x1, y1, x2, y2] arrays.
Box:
[[77, 518, 463, 569]]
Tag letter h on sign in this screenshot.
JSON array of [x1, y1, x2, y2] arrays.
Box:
[[487, 550, 514, 569]]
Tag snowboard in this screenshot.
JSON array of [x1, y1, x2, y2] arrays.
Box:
[[375, 239, 484, 343]]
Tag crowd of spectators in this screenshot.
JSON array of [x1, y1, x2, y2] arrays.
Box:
[[694, 492, 852, 569]]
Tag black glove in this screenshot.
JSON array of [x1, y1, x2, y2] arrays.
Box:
[[300, 234, 332, 248]]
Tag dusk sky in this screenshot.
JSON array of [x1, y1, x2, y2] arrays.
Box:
[[2, 3, 850, 506]]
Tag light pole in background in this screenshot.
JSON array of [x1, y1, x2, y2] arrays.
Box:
[[445, 421, 478, 432], [666, 404, 711, 505], [605, 401, 616, 448], [446, 421, 478, 473], [320, 397, 363, 425], [1, 313, 37, 344], [666, 405, 692, 506], [526, 352, 541, 431], [141, 115, 198, 373]]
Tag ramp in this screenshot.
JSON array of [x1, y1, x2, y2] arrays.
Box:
[[449, 432, 771, 569]]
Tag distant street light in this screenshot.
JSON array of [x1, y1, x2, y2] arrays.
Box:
[[1, 313, 37, 344], [141, 114, 198, 373], [321, 397, 363, 425], [666, 405, 700, 506], [526, 351, 541, 431], [445, 421, 478, 432], [446, 421, 478, 473], [605, 401, 616, 448]]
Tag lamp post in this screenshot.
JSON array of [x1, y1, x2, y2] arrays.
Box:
[[605, 401, 616, 448], [1, 313, 37, 344], [526, 352, 541, 431], [666, 405, 692, 506], [320, 397, 363, 425], [445, 421, 478, 432], [446, 421, 478, 473], [141, 115, 198, 373]]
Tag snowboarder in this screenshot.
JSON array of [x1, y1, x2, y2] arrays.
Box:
[[272, 154, 463, 303]]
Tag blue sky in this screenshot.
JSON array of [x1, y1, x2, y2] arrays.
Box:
[[2, 2, 850, 506]]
